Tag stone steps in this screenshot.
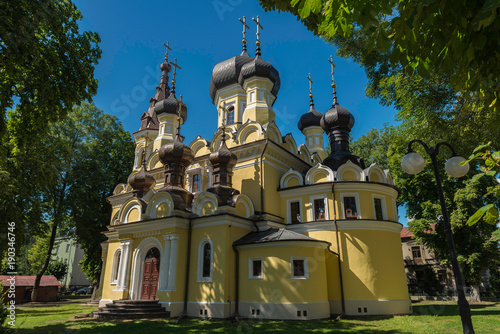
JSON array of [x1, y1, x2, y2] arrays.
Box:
[[92, 299, 169, 320]]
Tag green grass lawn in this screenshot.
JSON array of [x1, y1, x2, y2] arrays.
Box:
[[8, 300, 500, 333]]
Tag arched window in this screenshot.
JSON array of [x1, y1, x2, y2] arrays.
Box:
[[111, 249, 121, 284], [197, 239, 213, 282]]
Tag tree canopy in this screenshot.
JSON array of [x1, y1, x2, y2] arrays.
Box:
[[0, 103, 133, 300], [259, 0, 500, 110], [0, 0, 101, 149]]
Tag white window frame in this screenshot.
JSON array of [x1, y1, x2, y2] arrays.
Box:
[[110, 248, 122, 285], [197, 238, 213, 283], [249, 91, 255, 103], [309, 194, 329, 221], [248, 257, 263, 279], [286, 198, 303, 224], [372, 194, 388, 220], [339, 192, 362, 219], [290, 256, 309, 279]]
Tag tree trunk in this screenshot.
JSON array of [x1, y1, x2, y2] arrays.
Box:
[[31, 220, 59, 302], [469, 285, 481, 303]]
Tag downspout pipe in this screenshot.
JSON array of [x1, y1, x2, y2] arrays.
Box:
[[232, 245, 240, 320], [177, 217, 192, 323], [258, 140, 269, 219], [332, 182, 346, 319]]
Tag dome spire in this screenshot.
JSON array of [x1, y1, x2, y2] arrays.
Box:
[[328, 55, 338, 106], [239, 16, 250, 54], [176, 95, 184, 138], [163, 42, 172, 62], [219, 101, 227, 142], [252, 16, 263, 57], [307, 73, 314, 106]]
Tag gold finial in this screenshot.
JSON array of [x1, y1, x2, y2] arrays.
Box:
[[239, 16, 250, 52], [252, 16, 263, 56], [163, 42, 172, 62], [170, 58, 181, 94], [219, 101, 227, 142], [307, 73, 314, 106], [328, 55, 338, 105]]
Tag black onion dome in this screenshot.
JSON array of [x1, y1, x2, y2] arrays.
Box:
[[154, 93, 187, 122], [209, 51, 253, 102], [238, 56, 280, 97], [158, 137, 194, 167], [209, 141, 237, 168], [320, 103, 354, 131], [298, 105, 323, 132], [128, 163, 155, 195]]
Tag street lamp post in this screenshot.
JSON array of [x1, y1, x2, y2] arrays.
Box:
[[401, 139, 474, 334]]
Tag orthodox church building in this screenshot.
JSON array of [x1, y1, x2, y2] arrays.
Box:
[[96, 18, 411, 320]]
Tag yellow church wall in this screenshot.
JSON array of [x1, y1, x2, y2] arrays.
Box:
[[342, 171, 357, 181], [287, 177, 299, 188], [238, 245, 329, 304], [308, 228, 408, 302], [188, 224, 248, 304], [156, 202, 169, 218], [232, 162, 262, 212], [314, 173, 328, 183]]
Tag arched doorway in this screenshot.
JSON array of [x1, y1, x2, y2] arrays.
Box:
[[141, 247, 160, 300]]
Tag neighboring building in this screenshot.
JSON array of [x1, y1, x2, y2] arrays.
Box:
[[96, 23, 411, 319], [0, 275, 60, 303], [52, 236, 91, 288], [400, 226, 454, 293]]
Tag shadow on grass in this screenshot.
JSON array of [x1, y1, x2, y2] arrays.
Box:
[[15, 318, 412, 334], [413, 303, 500, 317]]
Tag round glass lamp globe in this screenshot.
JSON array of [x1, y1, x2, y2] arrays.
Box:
[[401, 152, 425, 174], [445, 156, 469, 178]]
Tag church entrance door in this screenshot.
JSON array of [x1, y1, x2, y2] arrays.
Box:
[[141, 247, 160, 300]]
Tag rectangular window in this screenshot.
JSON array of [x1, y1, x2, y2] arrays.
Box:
[[293, 259, 305, 277], [249, 258, 263, 279], [344, 197, 358, 219], [374, 198, 383, 220], [54, 246, 59, 253], [192, 174, 201, 193], [252, 260, 262, 277], [412, 246, 422, 259], [66, 244, 70, 252], [314, 199, 325, 221], [290, 201, 301, 224], [227, 109, 235, 124]]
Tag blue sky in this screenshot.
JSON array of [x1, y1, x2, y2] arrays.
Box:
[[74, 0, 407, 224]]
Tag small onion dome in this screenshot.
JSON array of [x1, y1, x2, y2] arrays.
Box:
[[154, 93, 187, 122], [298, 105, 323, 132], [238, 56, 280, 97], [320, 102, 354, 131], [128, 163, 155, 196], [209, 51, 253, 102], [158, 137, 194, 167], [160, 60, 171, 72], [209, 140, 237, 169]]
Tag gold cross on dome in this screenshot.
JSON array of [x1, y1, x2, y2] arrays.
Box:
[[307, 73, 313, 95], [328, 55, 336, 88], [239, 16, 249, 42], [163, 42, 172, 62], [170, 58, 181, 86], [252, 16, 263, 42]]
